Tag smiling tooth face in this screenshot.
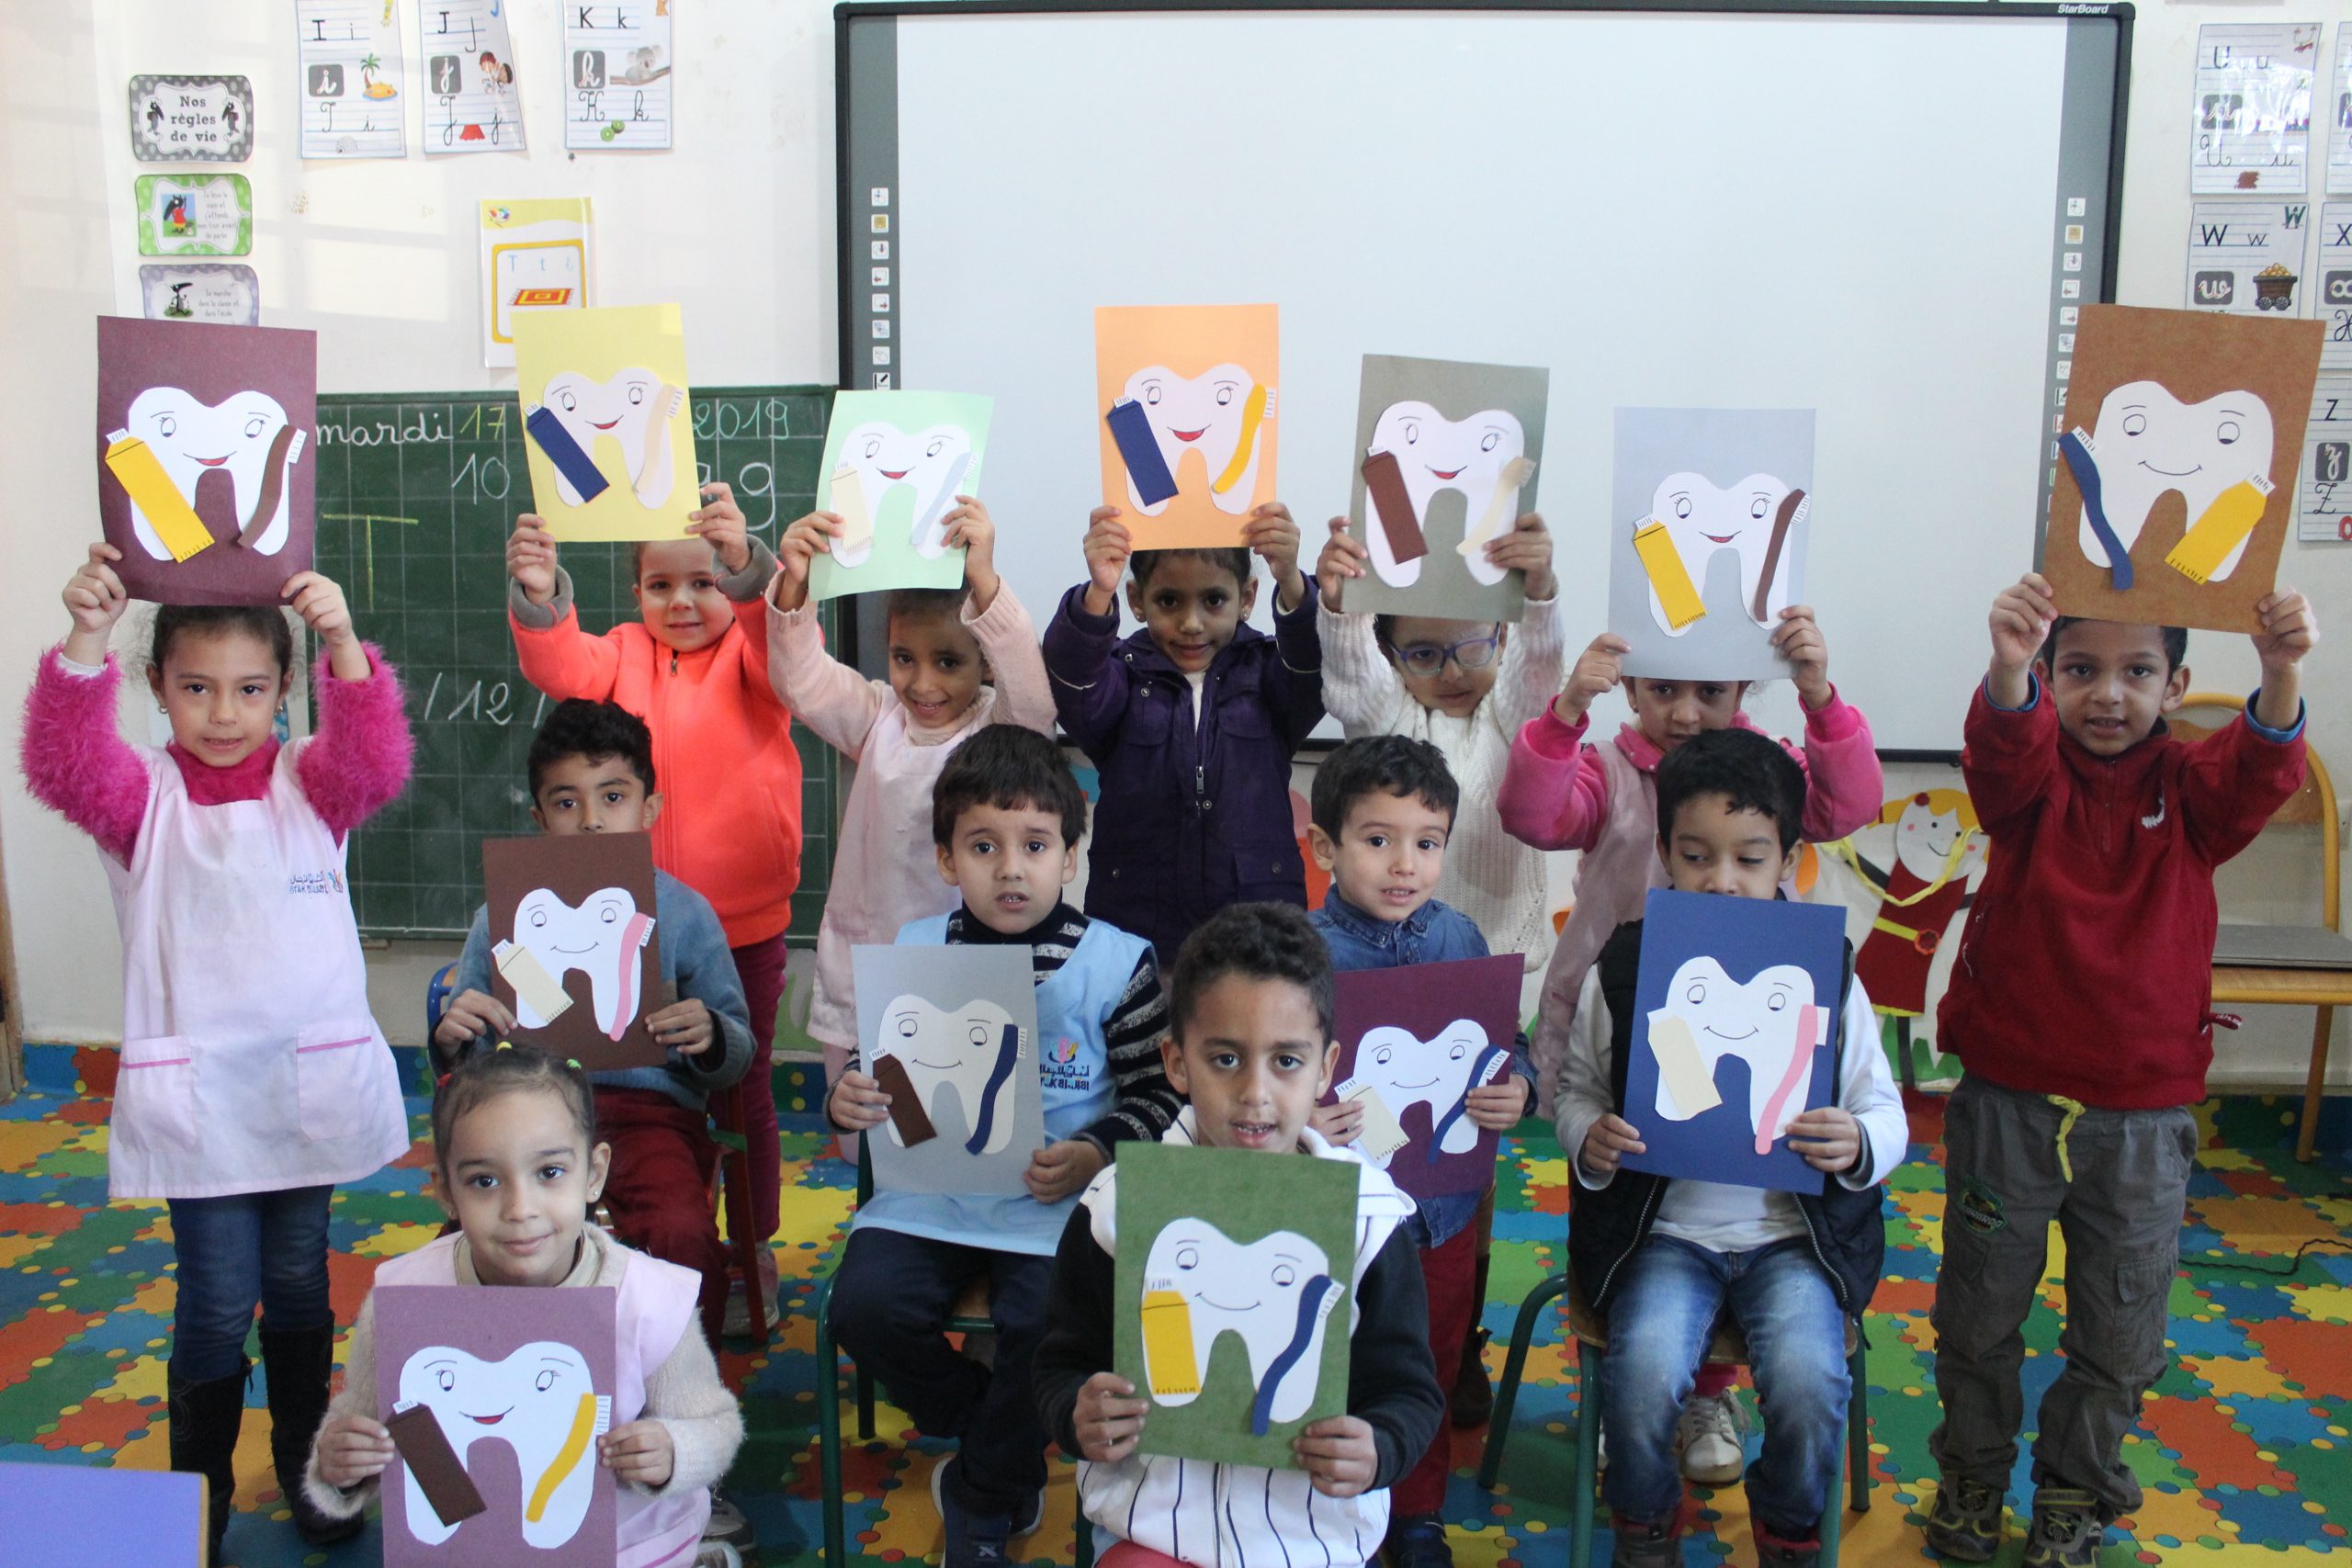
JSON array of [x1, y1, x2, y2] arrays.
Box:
[[1139, 1219, 1340, 1432], [393, 1341, 604, 1548], [510, 886, 654, 1041], [1645, 956, 1826, 1155], [2075, 380, 2275, 582], [1117, 363, 1265, 516], [1363, 401, 1527, 587], [540, 367, 683, 508], [1643, 472, 1803, 636], [1342, 1019, 1499, 1166], [874, 994, 1026, 1156], [832, 421, 975, 567], [1893, 796, 1971, 882], [119, 385, 304, 557]]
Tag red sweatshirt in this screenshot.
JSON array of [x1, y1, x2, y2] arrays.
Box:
[[1938, 680, 2306, 1109]]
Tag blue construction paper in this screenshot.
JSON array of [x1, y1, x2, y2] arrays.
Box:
[[0, 1461, 207, 1566], [1618, 889, 1847, 1194], [1105, 396, 1178, 505], [526, 401, 612, 503]]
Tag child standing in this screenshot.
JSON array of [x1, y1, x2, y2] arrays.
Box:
[[21, 546, 413, 1555], [505, 485, 800, 1319], [1923, 577, 2314, 1568], [824, 727, 1180, 1568], [766, 497, 1055, 1103], [432, 699, 752, 1349], [306, 1047, 746, 1568], [1560, 728, 1905, 1568], [1034, 901, 1447, 1568], [1304, 737, 1534, 1568], [1044, 502, 1324, 961]]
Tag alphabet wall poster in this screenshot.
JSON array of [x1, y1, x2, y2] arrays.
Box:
[[133, 173, 252, 256], [139, 264, 262, 326], [2183, 201, 2307, 316], [1112, 1142, 1356, 1470], [851, 944, 1044, 1199], [2189, 22, 2321, 196], [1342, 355, 1549, 624], [808, 390, 993, 602], [1620, 888, 1846, 1196], [127, 74, 254, 163], [481, 833, 667, 1073], [1094, 304, 1278, 549], [373, 1284, 617, 1568], [2041, 304, 2322, 634], [481, 198, 593, 368], [1324, 954, 1523, 1201], [562, 0, 673, 150], [514, 304, 701, 542], [294, 1, 405, 159], [96, 316, 316, 606], [419, 0, 526, 154], [1607, 408, 1815, 682]]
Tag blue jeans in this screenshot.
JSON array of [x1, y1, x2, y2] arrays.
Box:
[[166, 1186, 334, 1380], [1600, 1235, 1849, 1539]]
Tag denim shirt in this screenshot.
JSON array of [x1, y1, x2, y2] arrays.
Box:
[[1310, 891, 1535, 1247]]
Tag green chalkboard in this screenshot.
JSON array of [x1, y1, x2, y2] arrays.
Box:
[[308, 388, 839, 939]]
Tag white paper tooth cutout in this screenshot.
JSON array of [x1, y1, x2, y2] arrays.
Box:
[[1139, 1220, 1340, 1430], [1119, 363, 1268, 516], [393, 1342, 608, 1548], [1338, 1020, 1502, 1168], [1645, 957, 1827, 1156], [540, 368, 684, 508], [831, 421, 974, 568], [875, 994, 1026, 1154], [1645, 473, 1801, 636], [2072, 380, 2275, 582], [115, 386, 306, 558], [1364, 401, 1529, 588], [503, 886, 654, 1041]]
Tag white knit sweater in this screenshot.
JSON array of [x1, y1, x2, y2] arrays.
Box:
[[1317, 595, 1566, 967]]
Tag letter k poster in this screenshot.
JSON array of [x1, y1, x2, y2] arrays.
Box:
[[1113, 1142, 1355, 1471]]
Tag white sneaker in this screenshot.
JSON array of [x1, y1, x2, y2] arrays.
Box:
[[704, 1487, 754, 1549], [1676, 1388, 1751, 1486], [694, 1544, 743, 1568]]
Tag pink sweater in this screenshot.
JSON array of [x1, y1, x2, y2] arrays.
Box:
[[21, 644, 413, 863]]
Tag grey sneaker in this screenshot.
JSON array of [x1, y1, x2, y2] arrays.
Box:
[[1610, 1514, 1681, 1568], [1675, 1388, 1750, 1486], [1924, 1476, 2006, 1562], [933, 1456, 1014, 1568], [2022, 1487, 2103, 1568]]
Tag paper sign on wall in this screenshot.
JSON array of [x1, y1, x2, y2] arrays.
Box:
[[514, 305, 699, 542], [2330, 27, 2352, 197], [295, 2, 406, 159], [481, 199, 593, 368], [1325, 954, 1522, 1201], [1608, 407, 1815, 681], [420, 0, 525, 153], [96, 316, 316, 606], [1112, 1142, 1356, 1471], [2318, 202, 2352, 373], [481, 833, 667, 1072], [374, 1285, 617, 1567], [2041, 304, 2323, 632], [134, 174, 252, 256], [139, 265, 261, 326], [1094, 305, 1278, 549], [563, 2, 673, 150], [1619, 888, 1847, 1195], [1342, 355, 1548, 625], [851, 944, 1043, 1199], [808, 390, 992, 602], [128, 74, 254, 163], [2185, 201, 2310, 315], [2301, 377, 2352, 544], [2191, 23, 2322, 196]]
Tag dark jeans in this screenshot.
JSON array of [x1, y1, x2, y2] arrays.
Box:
[[827, 1225, 1054, 1516], [166, 1185, 334, 1380]]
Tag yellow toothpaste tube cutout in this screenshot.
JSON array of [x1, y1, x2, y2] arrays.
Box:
[[831, 463, 875, 554], [1140, 1289, 1200, 1398], [104, 434, 214, 562], [2163, 477, 2271, 585], [1633, 519, 1706, 629], [1209, 384, 1269, 495]]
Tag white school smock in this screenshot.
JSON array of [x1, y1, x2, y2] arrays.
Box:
[[99, 739, 409, 1200]]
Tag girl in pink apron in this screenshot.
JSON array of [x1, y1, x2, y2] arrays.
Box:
[[21, 544, 414, 1556], [305, 1047, 743, 1568]]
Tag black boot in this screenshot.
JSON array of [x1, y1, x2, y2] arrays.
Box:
[[260, 1324, 363, 1546], [1450, 1244, 1495, 1428], [167, 1359, 246, 1562]]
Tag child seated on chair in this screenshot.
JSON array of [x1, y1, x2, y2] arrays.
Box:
[[1557, 728, 1905, 1568], [823, 726, 1181, 1568], [1033, 901, 1446, 1568], [433, 699, 752, 1351]]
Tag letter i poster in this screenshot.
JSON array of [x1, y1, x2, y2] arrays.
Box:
[[1113, 1142, 1356, 1470]]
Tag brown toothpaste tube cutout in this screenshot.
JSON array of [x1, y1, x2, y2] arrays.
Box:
[[1752, 489, 1806, 621], [872, 1054, 937, 1146], [385, 1403, 487, 1527], [1363, 449, 1427, 565]]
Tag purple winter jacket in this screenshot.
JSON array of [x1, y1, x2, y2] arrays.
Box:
[[1043, 580, 1326, 962]]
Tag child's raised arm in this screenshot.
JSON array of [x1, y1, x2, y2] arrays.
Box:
[[1493, 633, 1623, 853], [944, 498, 1057, 735], [1245, 502, 1327, 747], [1778, 608, 1883, 842], [1314, 518, 1414, 736], [1485, 513, 1567, 734], [22, 544, 151, 863], [506, 513, 622, 701], [2250, 588, 2315, 733], [2180, 588, 2315, 862], [1045, 507, 1143, 750], [286, 571, 413, 839], [767, 509, 891, 759]]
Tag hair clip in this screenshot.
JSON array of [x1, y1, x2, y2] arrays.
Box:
[[435, 1071, 453, 1089], [566, 1058, 582, 1071], [494, 1039, 514, 1051]]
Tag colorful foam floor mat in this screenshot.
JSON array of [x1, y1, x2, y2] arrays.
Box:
[[2, 1043, 2349, 1566]]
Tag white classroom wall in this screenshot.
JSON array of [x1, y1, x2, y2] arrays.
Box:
[[1, 1, 2346, 1089]]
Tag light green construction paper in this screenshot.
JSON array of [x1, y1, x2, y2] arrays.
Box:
[[1112, 1142, 1357, 1471], [133, 174, 253, 257], [808, 389, 992, 603]]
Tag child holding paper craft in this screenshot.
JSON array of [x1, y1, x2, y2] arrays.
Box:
[[1045, 503, 1326, 961], [1559, 729, 1903, 1568], [1302, 737, 1533, 1568], [1034, 902, 1445, 1568], [1921, 576, 2313, 1568], [305, 1047, 745, 1568], [505, 482, 801, 1322], [1314, 513, 1566, 965], [823, 727, 1180, 1568], [20, 547, 413, 1557], [435, 700, 752, 1351], [767, 496, 1055, 1105]]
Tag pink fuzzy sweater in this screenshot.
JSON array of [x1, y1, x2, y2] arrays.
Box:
[[20, 644, 413, 863]]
